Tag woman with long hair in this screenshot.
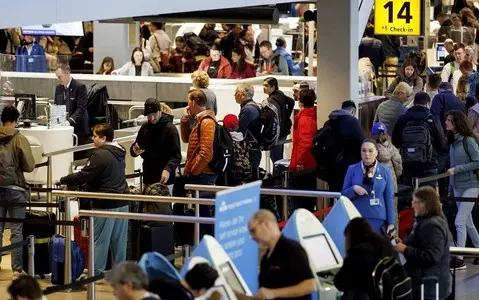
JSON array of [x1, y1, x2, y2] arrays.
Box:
[[112, 47, 153, 76], [445, 110, 479, 269], [384, 59, 423, 103], [230, 48, 255, 79], [96, 56, 114, 75]]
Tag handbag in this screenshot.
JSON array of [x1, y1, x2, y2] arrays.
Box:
[[150, 34, 162, 73]]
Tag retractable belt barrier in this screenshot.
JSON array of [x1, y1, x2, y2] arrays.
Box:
[[0, 217, 78, 226], [0, 239, 29, 254]]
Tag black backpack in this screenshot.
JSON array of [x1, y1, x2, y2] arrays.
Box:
[[311, 119, 344, 182], [197, 116, 234, 173], [400, 115, 433, 164], [372, 257, 412, 300], [246, 100, 281, 151]]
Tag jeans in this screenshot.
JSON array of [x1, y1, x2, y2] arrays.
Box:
[[270, 144, 284, 164], [93, 205, 129, 276], [454, 188, 479, 260], [189, 174, 218, 237], [0, 188, 27, 271]]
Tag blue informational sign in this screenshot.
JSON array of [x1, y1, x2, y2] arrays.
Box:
[[214, 181, 261, 293]]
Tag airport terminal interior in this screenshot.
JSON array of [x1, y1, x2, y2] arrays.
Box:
[[2, 0, 479, 299]]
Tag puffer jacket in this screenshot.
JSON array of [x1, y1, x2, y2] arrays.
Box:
[[376, 140, 402, 191], [374, 96, 407, 134], [181, 110, 216, 176], [0, 127, 35, 189], [449, 133, 479, 189], [290, 106, 317, 172]]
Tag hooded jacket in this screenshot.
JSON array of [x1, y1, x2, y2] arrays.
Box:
[[392, 105, 447, 170], [257, 53, 289, 76], [374, 96, 407, 134], [290, 106, 317, 172], [0, 127, 35, 189], [130, 114, 181, 185], [326, 109, 364, 189], [60, 142, 128, 209], [376, 140, 402, 180], [181, 110, 217, 176]]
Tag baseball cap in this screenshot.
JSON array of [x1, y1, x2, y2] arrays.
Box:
[[371, 122, 388, 136], [222, 114, 239, 130], [144, 98, 160, 115]]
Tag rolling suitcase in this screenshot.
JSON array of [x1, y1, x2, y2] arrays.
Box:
[[138, 222, 175, 261], [421, 277, 439, 300], [49, 235, 85, 284], [73, 216, 89, 265], [22, 210, 56, 278]]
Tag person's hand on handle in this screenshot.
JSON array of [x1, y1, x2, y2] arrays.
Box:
[[132, 143, 145, 156], [353, 185, 368, 196], [160, 170, 170, 184], [386, 224, 396, 238]]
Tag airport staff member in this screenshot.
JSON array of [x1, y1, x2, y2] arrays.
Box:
[[54, 64, 89, 159], [237, 209, 317, 300]]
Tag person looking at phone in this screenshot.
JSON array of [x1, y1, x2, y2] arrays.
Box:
[[130, 98, 181, 188]]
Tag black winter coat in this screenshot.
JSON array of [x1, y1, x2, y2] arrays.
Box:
[[404, 215, 451, 300], [130, 114, 181, 185]]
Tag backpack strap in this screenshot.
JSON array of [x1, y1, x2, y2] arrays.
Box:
[[196, 115, 216, 142]]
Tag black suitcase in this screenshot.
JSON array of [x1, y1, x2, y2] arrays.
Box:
[[173, 204, 195, 247], [139, 223, 175, 259], [22, 210, 56, 278]]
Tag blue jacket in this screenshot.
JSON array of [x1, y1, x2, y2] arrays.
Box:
[[15, 43, 47, 73], [430, 91, 466, 133], [274, 47, 303, 76], [239, 99, 261, 149], [450, 134, 479, 189], [342, 162, 395, 225]]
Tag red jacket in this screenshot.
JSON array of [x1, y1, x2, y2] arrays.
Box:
[[198, 56, 232, 79], [289, 106, 317, 172], [231, 63, 256, 79]]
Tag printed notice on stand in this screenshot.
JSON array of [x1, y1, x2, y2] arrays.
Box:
[[215, 181, 261, 293], [49, 105, 67, 128]]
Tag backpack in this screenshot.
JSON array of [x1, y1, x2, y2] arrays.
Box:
[[231, 138, 252, 183], [197, 116, 234, 173], [256, 98, 281, 150], [400, 114, 433, 164], [372, 257, 412, 300], [0, 133, 17, 186], [49, 235, 85, 285], [311, 119, 344, 182], [142, 183, 173, 215], [86, 83, 111, 129], [183, 32, 209, 56]]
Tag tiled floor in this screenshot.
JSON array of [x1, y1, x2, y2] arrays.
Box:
[[455, 259, 479, 300], [0, 254, 114, 300]]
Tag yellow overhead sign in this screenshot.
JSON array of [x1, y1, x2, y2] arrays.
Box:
[[374, 0, 421, 36]]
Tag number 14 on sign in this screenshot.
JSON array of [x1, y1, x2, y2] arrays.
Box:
[[374, 0, 421, 36]]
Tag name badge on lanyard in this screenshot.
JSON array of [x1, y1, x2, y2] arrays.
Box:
[[369, 190, 380, 206], [28, 57, 34, 63]]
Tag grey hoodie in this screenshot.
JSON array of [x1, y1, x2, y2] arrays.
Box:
[[450, 134, 479, 189], [0, 127, 35, 189]]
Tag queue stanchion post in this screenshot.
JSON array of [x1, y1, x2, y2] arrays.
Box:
[[87, 217, 95, 300], [46, 157, 52, 212], [27, 235, 35, 277], [413, 177, 419, 190], [194, 190, 200, 246], [63, 197, 72, 286], [183, 244, 191, 265], [282, 171, 289, 221]]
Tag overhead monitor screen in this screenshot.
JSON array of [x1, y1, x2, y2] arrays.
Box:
[[302, 234, 338, 272], [21, 22, 84, 36], [436, 43, 446, 62], [218, 262, 245, 294]]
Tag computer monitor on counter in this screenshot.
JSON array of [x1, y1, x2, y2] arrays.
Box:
[[14, 94, 36, 121]]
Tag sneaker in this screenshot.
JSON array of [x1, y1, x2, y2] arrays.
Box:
[[450, 258, 467, 270], [12, 270, 27, 280]]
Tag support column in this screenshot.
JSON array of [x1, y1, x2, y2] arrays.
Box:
[[316, 0, 359, 126], [93, 22, 138, 72]]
